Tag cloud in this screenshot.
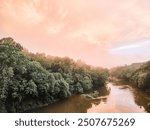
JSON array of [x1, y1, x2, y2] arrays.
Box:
[[112, 44, 141, 51], [0, 0, 150, 67]]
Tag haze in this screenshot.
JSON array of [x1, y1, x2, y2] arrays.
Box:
[[0, 0, 150, 68]]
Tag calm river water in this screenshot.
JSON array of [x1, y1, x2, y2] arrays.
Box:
[[29, 81, 150, 113]]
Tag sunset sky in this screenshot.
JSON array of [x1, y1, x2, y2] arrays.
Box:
[[0, 0, 150, 68]]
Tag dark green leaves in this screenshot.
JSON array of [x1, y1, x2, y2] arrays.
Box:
[[0, 37, 108, 112]]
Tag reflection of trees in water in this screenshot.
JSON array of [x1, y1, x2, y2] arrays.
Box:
[[27, 95, 92, 113], [112, 80, 150, 113], [132, 91, 150, 113], [90, 97, 107, 106], [28, 86, 111, 113], [86, 86, 111, 107]]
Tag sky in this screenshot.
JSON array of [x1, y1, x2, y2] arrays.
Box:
[[0, 0, 150, 68]]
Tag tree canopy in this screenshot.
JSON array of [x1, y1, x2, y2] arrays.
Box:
[[110, 62, 150, 90], [0, 37, 109, 112]]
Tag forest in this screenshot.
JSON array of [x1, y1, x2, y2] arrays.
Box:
[[110, 61, 150, 90], [0, 37, 109, 112]]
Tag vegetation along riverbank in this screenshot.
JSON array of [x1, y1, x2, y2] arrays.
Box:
[[110, 62, 150, 90], [0, 37, 109, 112]]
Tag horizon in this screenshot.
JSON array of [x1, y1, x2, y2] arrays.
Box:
[[0, 0, 150, 68]]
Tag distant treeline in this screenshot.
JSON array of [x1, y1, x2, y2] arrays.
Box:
[[0, 37, 109, 112], [110, 61, 150, 90]]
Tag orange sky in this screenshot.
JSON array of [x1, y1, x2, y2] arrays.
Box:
[[0, 0, 150, 68]]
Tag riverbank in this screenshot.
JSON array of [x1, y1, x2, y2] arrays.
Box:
[[27, 81, 150, 113], [110, 61, 150, 90]]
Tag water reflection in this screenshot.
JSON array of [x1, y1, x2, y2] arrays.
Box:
[[88, 82, 146, 113], [113, 81, 150, 113], [28, 82, 150, 113], [28, 86, 110, 113], [131, 87, 150, 112]]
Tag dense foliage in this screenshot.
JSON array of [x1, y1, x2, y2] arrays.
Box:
[[0, 37, 109, 112], [110, 62, 150, 90]]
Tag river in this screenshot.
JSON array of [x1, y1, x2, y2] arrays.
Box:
[[28, 81, 150, 113]]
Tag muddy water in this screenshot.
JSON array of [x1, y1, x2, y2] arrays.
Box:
[[29, 82, 150, 113]]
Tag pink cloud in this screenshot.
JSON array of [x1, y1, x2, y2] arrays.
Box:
[[0, 0, 150, 67]]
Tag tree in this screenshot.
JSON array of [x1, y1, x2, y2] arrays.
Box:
[[0, 37, 109, 112]]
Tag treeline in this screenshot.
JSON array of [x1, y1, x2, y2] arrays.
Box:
[[0, 37, 109, 112], [110, 61, 150, 90]]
